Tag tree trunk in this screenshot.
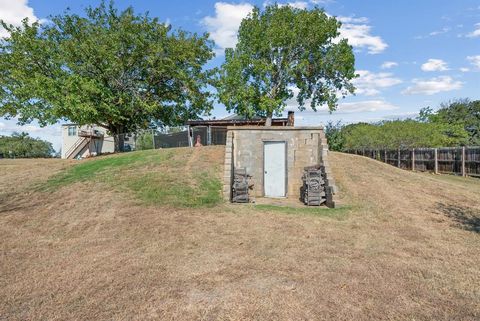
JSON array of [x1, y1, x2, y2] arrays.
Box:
[[111, 125, 125, 153], [265, 112, 273, 126]]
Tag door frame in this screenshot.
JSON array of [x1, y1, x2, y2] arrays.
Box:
[[262, 140, 288, 197]]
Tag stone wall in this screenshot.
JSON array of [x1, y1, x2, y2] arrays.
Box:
[[223, 126, 337, 207]]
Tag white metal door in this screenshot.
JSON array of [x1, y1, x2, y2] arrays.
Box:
[[264, 141, 286, 197]]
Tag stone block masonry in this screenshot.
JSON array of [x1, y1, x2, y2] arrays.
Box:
[[222, 131, 234, 200], [223, 126, 338, 207]]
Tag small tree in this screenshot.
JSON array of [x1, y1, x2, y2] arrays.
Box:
[[325, 121, 345, 151], [0, 132, 54, 158], [217, 4, 356, 125], [136, 131, 154, 150], [0, 1, 215, 151]]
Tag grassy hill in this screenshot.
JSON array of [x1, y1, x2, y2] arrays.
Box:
[[43, 147, 224, 208], [1, 147, 479, 320]]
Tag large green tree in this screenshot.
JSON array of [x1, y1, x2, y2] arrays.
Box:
[[0, 1, 214, 150], [217, 4, 356, 125]]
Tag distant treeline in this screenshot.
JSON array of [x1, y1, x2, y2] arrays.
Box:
[[0, 132, 55, 158], [326, 99, 479, 151]]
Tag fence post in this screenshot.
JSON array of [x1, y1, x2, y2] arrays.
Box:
[[434, 148, 438, 174], [397, 148, 401, 168], [207, 126, 212, 146], [187, 126, 193, 147], [384, 150, 387, 163], [462, 146, 466, 177], [412, 148, 415, 171], [152, 129, 155, 150]]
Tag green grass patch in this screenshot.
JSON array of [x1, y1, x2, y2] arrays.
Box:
[[127, 173, 222, 208], [254, 204, 351, 219], [41, 149, 222, 208], [44, 150, 172, 190]]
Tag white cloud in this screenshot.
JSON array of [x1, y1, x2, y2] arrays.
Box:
[[0, 120, 60, 135], [402, 76, 463, 95], [202, 2, 254, 52], [337, 16, 388, 54], [381, 61, 398, 69], [429, 27, 450, 36], [0, 0, 40, 38], [460, 67, 470, 72], [353, 70, 402, 96], [466, 23, 480, 38], [310, 0, 333, 4], [467, 55, 480, 69], [382, 111, 419, 120], [263, 1, 309, 9], [415, 27, 451, 39], [282, 1, 309, 9], [286, 90, 398, 114], [421, 59, 449, 72], [285, 99, 401, 125], [336, 16, 369, 24], [336, 100, 398, 113]]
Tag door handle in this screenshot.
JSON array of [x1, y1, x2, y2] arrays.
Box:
[[264, 171, 267, 174]]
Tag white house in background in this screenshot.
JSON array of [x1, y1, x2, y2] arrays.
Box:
[[61, 124, 115, 159]]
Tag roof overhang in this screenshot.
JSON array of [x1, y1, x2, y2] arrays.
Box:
[[186, 118, 289, 127]]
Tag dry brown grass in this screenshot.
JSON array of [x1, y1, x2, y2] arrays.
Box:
[[1, 148, 479, 321]]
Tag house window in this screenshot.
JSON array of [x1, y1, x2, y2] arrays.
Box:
[[68, 126, 77, 136]]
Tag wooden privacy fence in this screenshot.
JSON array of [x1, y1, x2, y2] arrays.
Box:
[[346, 147, 480, 178]]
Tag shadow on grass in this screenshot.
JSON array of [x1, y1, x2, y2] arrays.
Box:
[[0, 192, 42, 214], [436, 203, 480, 233]]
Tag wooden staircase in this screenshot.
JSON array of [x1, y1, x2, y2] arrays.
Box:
[[65, 129, 104, 159], [65, 137, 90, 159]]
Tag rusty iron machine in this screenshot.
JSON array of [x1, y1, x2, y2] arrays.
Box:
[[301, 165, 328, 206]]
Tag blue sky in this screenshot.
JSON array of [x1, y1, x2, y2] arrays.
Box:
[[1, 0, 479, 151]]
